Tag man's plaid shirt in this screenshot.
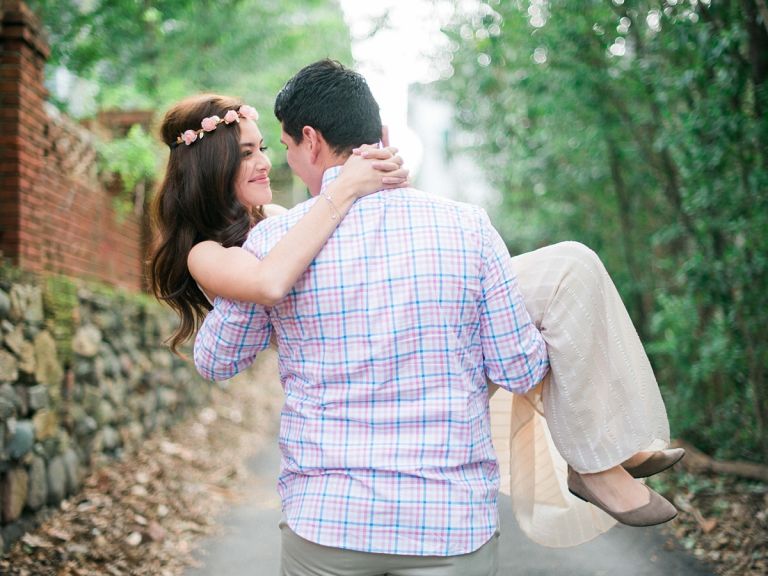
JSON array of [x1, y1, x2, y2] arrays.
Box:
[[194, 167, 549, 556]]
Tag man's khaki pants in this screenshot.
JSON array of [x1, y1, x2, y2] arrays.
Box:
[[279, 520, 499, 576]]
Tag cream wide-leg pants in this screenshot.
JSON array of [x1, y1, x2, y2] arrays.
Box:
[[489, 242, 670, 547]]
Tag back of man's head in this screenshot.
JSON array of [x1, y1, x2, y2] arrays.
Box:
[[274, 59, 382, 156]]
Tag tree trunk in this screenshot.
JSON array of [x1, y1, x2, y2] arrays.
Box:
[[746, 335, 768, 459], [743, 0, 768, 120], [742, 0, 768, 169]]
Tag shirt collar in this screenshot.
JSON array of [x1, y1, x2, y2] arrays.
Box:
[[320, 165, 343, 195]]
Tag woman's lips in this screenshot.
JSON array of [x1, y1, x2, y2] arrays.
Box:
[[250, 175, 270, 184]]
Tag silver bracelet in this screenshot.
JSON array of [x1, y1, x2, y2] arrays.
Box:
[[321, 190, 342, 221]]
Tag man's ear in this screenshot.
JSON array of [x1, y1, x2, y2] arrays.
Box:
[[302, 126, 323, 164]]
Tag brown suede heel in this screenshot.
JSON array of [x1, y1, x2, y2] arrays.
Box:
[[567, 466, 678, 527], [622, 448, 686, 479]]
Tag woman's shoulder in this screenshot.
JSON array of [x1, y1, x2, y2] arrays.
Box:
[[262, 203, 288, 218]]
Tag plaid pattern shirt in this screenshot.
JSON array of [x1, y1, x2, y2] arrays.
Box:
[[194, 167, 549, 556]]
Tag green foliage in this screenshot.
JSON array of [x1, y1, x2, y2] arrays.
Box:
[[0, 259, 29, 285], [42, 275, 79, 367], [97, 124, 162, 216], [437, 0, 768, 461], [27, 0, 354, 178], [28, 0, 352, 112]]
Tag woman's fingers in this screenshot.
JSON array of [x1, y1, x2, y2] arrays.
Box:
[[382, 167, 409, 179], [371, 158, 404, 172], [382, 177, 409, 187], [353, 145, 399, 160], [344, 144, 408, 189], [351, 143, 379, 155], [380, 167, 409, 187]]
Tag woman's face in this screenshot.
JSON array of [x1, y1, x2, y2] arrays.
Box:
[[235, 119, 272, 209]]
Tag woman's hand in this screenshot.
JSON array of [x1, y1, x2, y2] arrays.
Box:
[[334, 144, 410, 199]]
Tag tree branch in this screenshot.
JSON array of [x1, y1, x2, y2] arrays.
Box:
[[673, 440, 768, 483]]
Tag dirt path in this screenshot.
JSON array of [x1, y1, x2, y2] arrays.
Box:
[[185, 431, 714, 575], [186, 389, 714, 576], [1, 350, 717, 575]]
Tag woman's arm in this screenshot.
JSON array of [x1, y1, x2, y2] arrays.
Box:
[[188, 146, 407, 306]]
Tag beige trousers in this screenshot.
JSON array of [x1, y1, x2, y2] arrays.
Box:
[[280, 520, 499, 576], [490, 242, 670, 547]]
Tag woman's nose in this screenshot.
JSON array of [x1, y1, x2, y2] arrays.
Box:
[[257, 150, 272, 170]]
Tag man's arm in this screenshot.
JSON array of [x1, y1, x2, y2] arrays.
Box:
[[192, 226, 273, 380], [478, 210, 549, 393], [194, 296, 272, 381]]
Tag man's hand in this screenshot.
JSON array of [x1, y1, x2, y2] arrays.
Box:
[[347, 144, 410, 189]]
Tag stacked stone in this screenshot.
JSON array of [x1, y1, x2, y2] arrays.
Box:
[[0, 277, 211, 552]]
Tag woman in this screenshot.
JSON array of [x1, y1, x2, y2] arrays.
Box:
[[150, 94, 409, 354], [489, 242, 683, 545], [150, 94, 682, 547]]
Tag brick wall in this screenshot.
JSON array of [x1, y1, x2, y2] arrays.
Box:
[[0, 1, 147, 292]]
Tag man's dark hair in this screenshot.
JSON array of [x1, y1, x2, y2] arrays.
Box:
[[274, 59, 382, 155]]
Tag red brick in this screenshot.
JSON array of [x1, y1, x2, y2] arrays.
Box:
[[1, 5, 145, 292], [0, 79, 22, 93]]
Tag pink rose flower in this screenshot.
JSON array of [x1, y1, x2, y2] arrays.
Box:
[[201, 115, 220, 132], [238, 105, 259, 121], [223, 110, 239, 124], [182, 130, 198, 145]]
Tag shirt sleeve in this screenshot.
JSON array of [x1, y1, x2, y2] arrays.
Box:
[[478, 210, 549, 394], [193, 232, 273, 381]]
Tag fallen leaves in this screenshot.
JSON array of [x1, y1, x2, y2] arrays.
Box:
[[125, 532, 143, 547], [656, 470, 768, 576], [21, 533, 54, 549], [673, 494, 718, 533], [0, 351, 283, 576], [46, 528, 73, 542]]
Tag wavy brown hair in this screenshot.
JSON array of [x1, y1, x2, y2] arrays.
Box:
[[149, 94, 265, 353]]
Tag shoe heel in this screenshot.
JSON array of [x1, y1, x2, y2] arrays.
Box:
[[568, 488, 588, 504], [623, 448, 686, 479]]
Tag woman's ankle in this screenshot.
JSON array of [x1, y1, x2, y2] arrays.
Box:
[[577, 465, 650, 511]]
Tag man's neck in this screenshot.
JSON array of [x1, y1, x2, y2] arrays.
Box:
[[310, 151, 350, 196], [322, 152, 350, 172], [319, 165, 343, 195]]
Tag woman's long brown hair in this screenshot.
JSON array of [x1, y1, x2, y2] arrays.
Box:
[[149, 94, 265, 353]]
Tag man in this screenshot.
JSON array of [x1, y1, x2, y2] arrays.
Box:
[[195, 59, 549, 575]]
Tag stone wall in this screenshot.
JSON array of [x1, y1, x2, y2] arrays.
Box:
[[0, 268, 212, 552]]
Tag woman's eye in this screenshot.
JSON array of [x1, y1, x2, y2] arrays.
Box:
[[241, 149, 253, 158], [260, 146, 269, 153]]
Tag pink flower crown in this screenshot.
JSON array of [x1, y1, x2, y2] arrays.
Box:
[[172, 105, 259, 147]]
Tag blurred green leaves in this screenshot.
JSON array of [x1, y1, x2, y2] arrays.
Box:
[[437, 0, 768, 461], [27, 0, 353, 208], [28, 0, 352, 138], [97, 124, 161, 216]]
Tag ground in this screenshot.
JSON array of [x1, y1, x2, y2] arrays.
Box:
[[0, 352, 283, 576], [651, 466, 768, 575], [1, 350, 764, 575]]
